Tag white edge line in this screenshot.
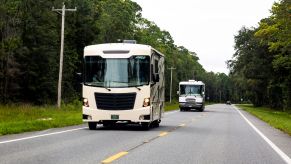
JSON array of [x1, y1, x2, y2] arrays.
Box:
[[0, 127, 87, 144], [234, 105, 291, 164]]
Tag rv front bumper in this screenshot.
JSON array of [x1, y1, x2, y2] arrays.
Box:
[[82, 106, 151, 123], [179, 102, 203, 109]]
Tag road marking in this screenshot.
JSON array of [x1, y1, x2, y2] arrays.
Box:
[[143, 140, 149, 143], [0, 127, 87, 145], [159, 132, 168, 137], [100, 121, 183, 163], [102, 151, 128, 164], [179, 123, 186, 127], [234, 106, 291, 164]]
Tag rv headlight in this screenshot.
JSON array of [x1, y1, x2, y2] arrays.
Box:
[[83, 98, 89, 107], [143, 98, 150, 107]]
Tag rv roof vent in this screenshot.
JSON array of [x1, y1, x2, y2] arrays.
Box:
[[123, 40, 137, 44], [189, 80, 196, 82]]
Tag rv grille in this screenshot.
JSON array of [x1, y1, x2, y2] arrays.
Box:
[[95, 92, 136, 110], [186, 98, 196, 102]]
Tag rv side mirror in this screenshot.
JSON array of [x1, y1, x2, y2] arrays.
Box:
[[76, 72, 82, 76], [177, 91, 180, 95], [76, 72, 82, 84], [202, 91, 205, 95]]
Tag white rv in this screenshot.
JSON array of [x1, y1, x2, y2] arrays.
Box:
[[82, 43, 165, 130], [178, 80, 205, 112]]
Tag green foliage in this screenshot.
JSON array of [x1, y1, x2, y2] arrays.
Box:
[[0, 0, 232, 105], [165, 101, 179, 111], [95, 0, 142, 43], [229, 0, 291, 110]]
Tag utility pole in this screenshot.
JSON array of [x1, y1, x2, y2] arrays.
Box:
[[168, 67, 176, 103], [52, 3, 77, 108], [219, 90, 222, 103]]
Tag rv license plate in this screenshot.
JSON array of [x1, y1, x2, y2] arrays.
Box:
[[111, 115, 119, 120]]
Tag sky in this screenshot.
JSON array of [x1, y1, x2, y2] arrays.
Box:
[[132, 0, 276, 74]]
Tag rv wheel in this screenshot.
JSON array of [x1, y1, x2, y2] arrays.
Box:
[[88, 122, 97, 130], [198, 106, 204, 112], [152, 120, 160, 128], [141, 122, 150, 130]]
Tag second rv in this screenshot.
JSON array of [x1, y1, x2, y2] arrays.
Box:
[[177, 80, 205, 112]]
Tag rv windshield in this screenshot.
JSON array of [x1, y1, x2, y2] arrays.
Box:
[[84, 56, 150, 88], [180, 85, 203, 96]]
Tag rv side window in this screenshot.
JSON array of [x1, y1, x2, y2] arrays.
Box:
[[155, 60, 159, 73]]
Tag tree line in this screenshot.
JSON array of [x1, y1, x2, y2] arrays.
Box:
[[228, 0, 290, 110], [0, 0, 258, 106]]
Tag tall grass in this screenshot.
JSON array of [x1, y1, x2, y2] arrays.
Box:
[[0, 102, 82, 135], [165, 101, 179, 111]]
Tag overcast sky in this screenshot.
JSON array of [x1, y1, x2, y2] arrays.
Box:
[[132, 0, 276, 74]]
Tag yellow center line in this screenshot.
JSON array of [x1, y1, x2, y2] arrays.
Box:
[[158, 132, 168, 137], [102, 151, 128, 164]]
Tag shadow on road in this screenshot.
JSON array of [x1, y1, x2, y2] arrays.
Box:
[[85, 124, 176, 132], [180, 109, 203, 112]]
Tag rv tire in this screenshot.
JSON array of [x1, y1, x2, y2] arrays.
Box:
[[88, 122, 97, 130], [141, 122, 150, 130], [152, 120, 160, 128], [198, 106, 204, 112]]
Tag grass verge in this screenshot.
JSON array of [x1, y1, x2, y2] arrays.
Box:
[[165, 102, 179, 111], [237, 104, 291, 136], [0, 103, 82, 136], [0, 101, 216, 136]]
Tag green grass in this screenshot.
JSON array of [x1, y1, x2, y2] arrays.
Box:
[[0, 100, 216, 136], [0, 103, 82, 136], [165, 101, 179, 111], [237, 104, 291, 136]]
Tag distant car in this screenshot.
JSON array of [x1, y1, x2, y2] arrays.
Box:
[[226, 101, 231, 105]]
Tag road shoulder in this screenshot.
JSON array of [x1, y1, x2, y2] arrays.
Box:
[[235, 105, 291, 159]]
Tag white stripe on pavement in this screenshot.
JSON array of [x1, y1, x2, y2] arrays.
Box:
[[0, 127, 87, 145], [234, 106, 291, 164]]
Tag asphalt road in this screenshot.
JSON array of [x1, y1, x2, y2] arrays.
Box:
[[0, 104, 290, 164]]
